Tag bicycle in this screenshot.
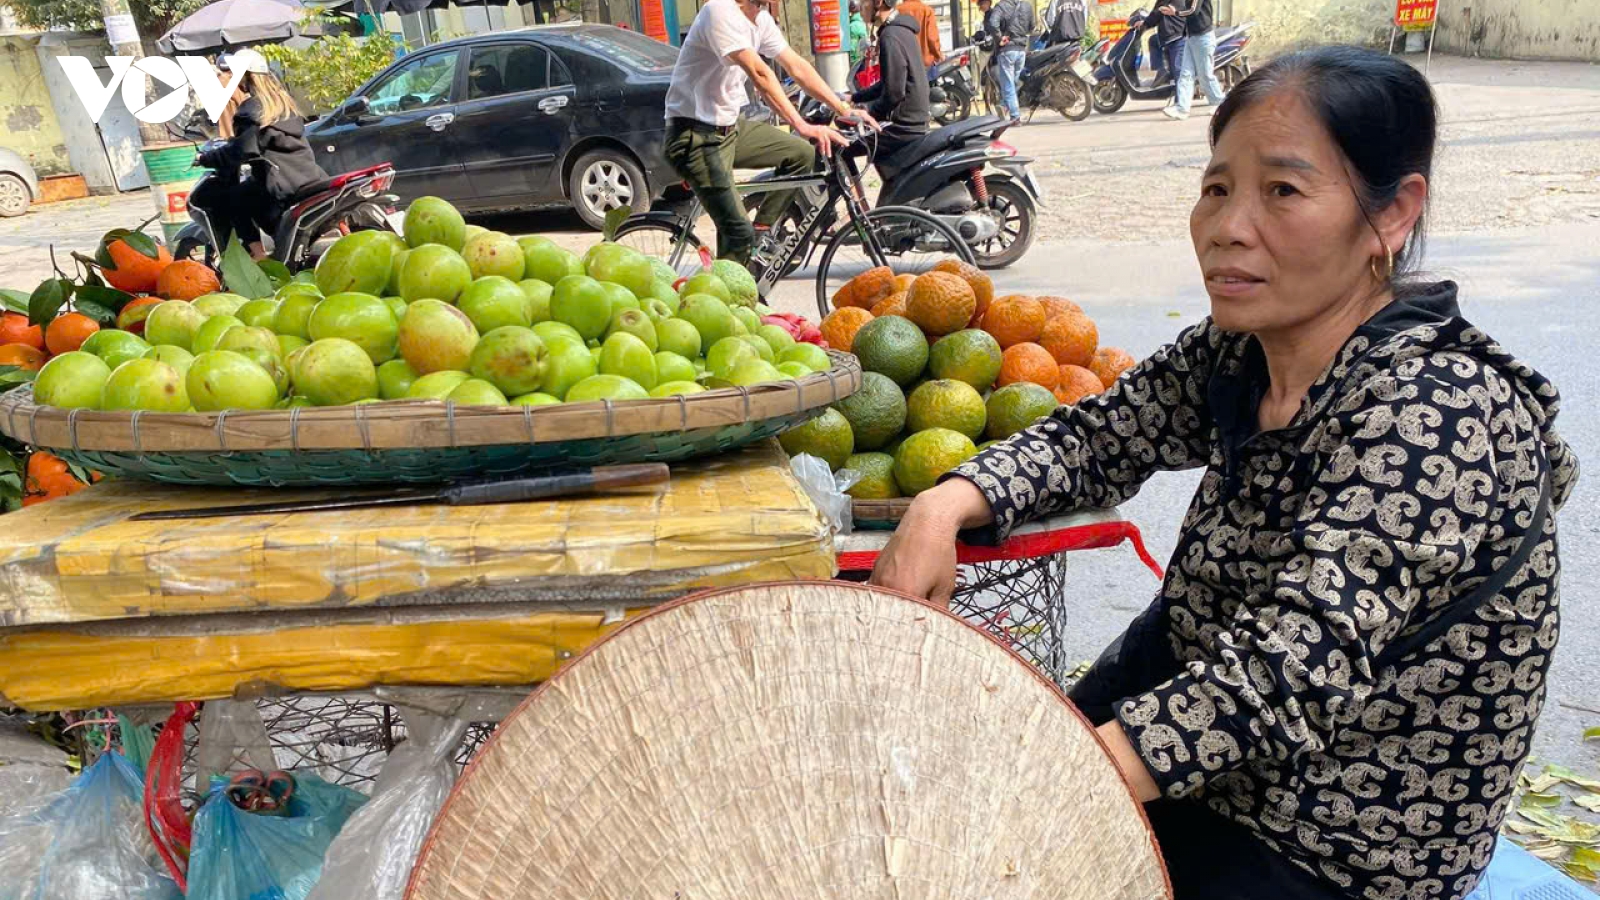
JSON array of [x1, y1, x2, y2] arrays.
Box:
[[613, 118, 976, 320]]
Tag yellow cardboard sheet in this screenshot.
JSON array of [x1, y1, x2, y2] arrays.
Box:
[[0, 442, 835, 710], [0, 441, 831, 626]]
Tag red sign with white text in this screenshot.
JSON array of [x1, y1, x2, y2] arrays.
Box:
[[1395, 0, 1437, 31], [812, 0, 842, 52], [1098, 17, 1129, 43]]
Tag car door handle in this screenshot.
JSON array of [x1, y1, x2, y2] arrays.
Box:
[[538, 96, 569, 114], [425, 112, 455, 131]]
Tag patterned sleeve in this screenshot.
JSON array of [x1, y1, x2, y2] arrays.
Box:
[[1114, 362, 1508, 799], [946, 319, 1224, 544]]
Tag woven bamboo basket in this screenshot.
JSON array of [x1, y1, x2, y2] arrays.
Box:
[[0, 353, 862, 486], [406, 581, 1170, 900]]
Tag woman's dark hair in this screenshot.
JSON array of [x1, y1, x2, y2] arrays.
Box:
[[1210, 46, 1437, 281]]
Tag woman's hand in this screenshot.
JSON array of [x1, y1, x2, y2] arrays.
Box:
[[869, 478, 993, 605]]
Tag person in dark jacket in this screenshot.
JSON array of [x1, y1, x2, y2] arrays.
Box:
[[851, 0, 930, 174], [870, 47, 1576, 900], [1139, 3, 1186, 92], [189, 48, 328, 260]]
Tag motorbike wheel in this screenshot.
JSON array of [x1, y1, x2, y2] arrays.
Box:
[[613, 218, 705, 280], [934, 83, 973, 126], [1047, 74, 1092, 122], [1092, 80, 1128, 115], [970, 178, 1036, 270], [814, 206, 974, 320]]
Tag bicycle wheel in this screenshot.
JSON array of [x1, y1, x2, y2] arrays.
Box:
[[814, 206, 976, 319], [613, 218, 704, 279]]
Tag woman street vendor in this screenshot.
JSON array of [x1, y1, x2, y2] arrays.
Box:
[[870, 46, 1579, 899]]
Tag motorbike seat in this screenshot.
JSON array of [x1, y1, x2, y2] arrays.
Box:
[[875, 116, 1008, 179], [287, 178, 334, 203]]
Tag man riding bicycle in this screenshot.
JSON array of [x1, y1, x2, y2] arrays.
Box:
[[664, 0, 877, 265]]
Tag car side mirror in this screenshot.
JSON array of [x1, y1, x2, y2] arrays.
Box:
[[340, 96, 371, 120]]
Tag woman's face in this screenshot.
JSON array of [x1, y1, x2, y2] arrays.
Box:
[[1190, 89, 1381, 336]]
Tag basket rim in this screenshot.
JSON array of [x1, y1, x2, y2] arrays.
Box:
[[0, 351, 861, 454]]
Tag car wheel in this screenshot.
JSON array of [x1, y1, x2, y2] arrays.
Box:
[[0, 174, 30, 217], [569, 149, 649, 231]]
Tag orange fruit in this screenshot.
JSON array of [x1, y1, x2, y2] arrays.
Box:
[[893, 273, 916, 292], [905, 271, 977, 336], [832, 266, 895, 310], [871, 290, 908, 318], [115, 296, 163, 335], [44, 312, 100, 356], [0, 343, 46, 371], [1038, 311, 1098, 368], [997, 342, 1059, 391], [23, 450, 88, 505], [101, 238, 173, 294], [1090, 346, 1137, 388], [155, 259, 221, 301], [820, 307, 875, 353], [1038, 296, 1083, 321], [983, 295, 1046, 348], [1055, 364, 1103, 404], [932, 259, 994, 326], [0, 312, 44, 351]]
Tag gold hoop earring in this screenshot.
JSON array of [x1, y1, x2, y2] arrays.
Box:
[[1370, 240, 1395, 283]]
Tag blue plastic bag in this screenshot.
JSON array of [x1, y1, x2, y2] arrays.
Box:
[[0, 752, 182, 900], [185, 771, 367, 900]]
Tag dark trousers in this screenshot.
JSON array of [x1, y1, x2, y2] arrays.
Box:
[[868, 124, 924, 179], [1068, 601, 1347, 900], [664, 117, 816, 265], [188, 172, 277, 248]]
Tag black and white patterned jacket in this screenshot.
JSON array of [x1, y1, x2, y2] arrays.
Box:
[[949, 283, 1579, 899]]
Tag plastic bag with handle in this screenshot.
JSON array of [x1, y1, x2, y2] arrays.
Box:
[[0, 752, 182, 900], [305, 711, 468, 900], [185, 770, 366, 900]]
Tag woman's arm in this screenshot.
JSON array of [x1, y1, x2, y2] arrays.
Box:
[[1113, 362, 1515, 800]]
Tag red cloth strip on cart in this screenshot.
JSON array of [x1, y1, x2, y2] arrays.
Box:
[[837, 520, 1165, 579]]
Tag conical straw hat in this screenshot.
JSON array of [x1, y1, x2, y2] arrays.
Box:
[[406, 581, 1170, 900]]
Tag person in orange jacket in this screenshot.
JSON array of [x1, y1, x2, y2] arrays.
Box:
[[896, 0, 943, 74]]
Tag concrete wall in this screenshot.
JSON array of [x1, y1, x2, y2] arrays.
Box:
[[0, 36, 70, 176], [1434, 0, 1600, 62]]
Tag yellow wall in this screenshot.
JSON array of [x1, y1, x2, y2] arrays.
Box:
[[0, 37, 70, 177]]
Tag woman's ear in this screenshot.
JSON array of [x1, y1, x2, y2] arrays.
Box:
[[1376, 173, 1427, 256]]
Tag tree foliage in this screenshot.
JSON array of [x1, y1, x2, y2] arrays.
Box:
[[0, 0, 210, 40], [259, 31, 404, 115]]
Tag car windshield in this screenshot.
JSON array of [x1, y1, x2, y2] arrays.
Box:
[[567, 30, 677, 73]]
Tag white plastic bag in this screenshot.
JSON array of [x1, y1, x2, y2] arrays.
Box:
[[791, 453, 861, 536], [193, 699, 277, 792], [305, 711, 467, 900]]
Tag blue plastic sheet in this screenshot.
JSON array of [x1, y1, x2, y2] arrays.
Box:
[[185, 771, 367, 900], [0, 752, 181, 900]]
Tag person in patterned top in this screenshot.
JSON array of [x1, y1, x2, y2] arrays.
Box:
[[870, 46, 1579, 900]]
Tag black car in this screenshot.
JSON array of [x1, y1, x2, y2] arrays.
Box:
[[307, 24, 677, 230]]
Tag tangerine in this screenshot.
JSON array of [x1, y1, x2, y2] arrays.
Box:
[[102, 238, 173, 294], [893, 273, 915, 293], [1055, 364, 1104, 404], [931, 258, 994, 327], [0, 343, 46, 370], [0, 312, 43, 351], [905, 271, 977, 336], [155, 260, 222, 301], [1090, 346, 1137, 388], [1038, 311, 1098, 367], [1038, 295, 1084, 321], [997, 342, 1059, 390], [44, 313, 100, 356], [982, 295, 1046, 348], [871, 290, 907, 318], [820, 306, 875, 353], [23, 451, 87, 504], [832, 266, 895, 310]]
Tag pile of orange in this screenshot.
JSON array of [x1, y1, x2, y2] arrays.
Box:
[[21, 451, 89, 506], [824, 260, 1140, 406]]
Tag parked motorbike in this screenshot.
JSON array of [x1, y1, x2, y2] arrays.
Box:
[[975, 32, 1094, 123], [173, 139, 399, 271], [1090, 9, 1255, 115], [928, 47, 977, 126]]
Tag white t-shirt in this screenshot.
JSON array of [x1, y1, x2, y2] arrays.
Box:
[[665, 0, 790, 126]]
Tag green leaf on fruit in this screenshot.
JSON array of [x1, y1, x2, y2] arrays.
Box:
[[258, 259, 292, 288], [0, 289, 29, 315], [602, 206, 631, 242], [219, 235, 274, 300], [28, 279, 72, 326], [120, 230, 161, 260], [0, 365, 37, 388], [73, 298, 117, 324], [75, 284, 137, 315]]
